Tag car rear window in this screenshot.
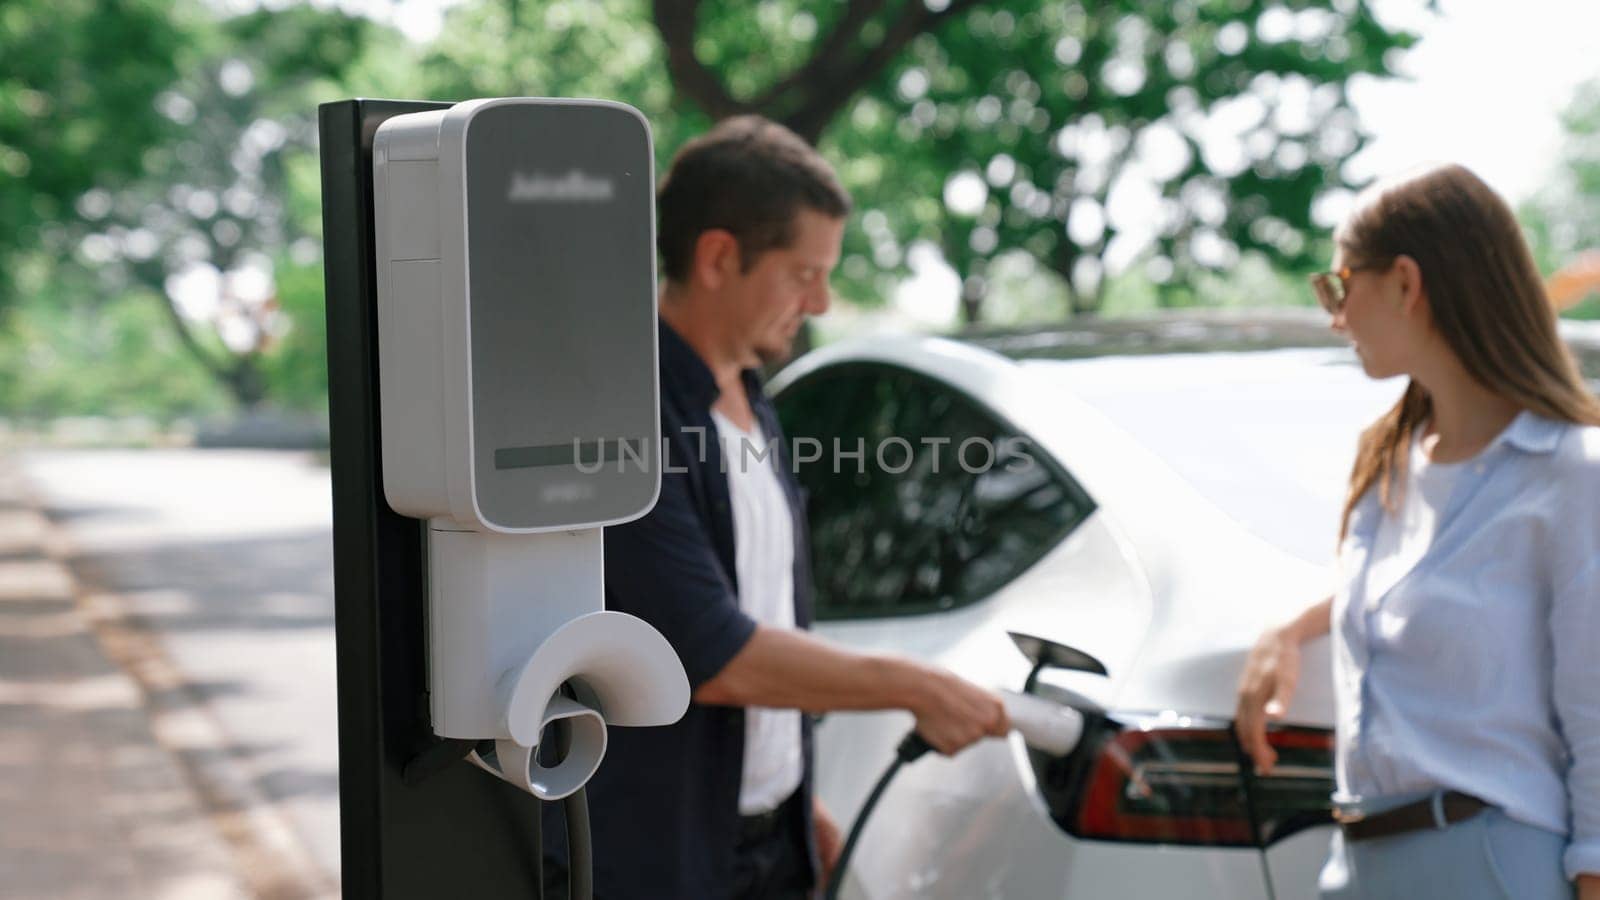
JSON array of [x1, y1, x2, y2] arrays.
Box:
[[1022, 348, 1406, 565]]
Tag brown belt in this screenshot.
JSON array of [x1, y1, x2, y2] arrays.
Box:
[[1333, 791, 1489, 843]]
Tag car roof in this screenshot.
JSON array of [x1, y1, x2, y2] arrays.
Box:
[[956, 307, 1600, 377], [956, 308, 1346, 364]]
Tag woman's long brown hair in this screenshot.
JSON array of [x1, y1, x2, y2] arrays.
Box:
[[1337, 164, 1600, 541]]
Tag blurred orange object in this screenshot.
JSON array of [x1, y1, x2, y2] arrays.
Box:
[[1548, 250, 1600, 311]]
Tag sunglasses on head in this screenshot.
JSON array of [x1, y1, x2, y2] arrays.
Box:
[[1308, 260, 1390, 315]]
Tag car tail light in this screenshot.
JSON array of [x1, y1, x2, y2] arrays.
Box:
[[1029, 711, 1334, 848]]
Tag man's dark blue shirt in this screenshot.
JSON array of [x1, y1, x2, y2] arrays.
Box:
[[544, 320, 817, 899]]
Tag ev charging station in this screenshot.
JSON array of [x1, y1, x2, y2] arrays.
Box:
[[320, 98, 689, 896]]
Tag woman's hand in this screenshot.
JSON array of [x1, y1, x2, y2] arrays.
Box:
[[1235, 624, 1303, 774], [1235, 596, 1332, 774]]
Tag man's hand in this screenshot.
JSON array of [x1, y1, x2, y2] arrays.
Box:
[[1578, 873, 1600, 900], [813, 796, 843, 889], [692, 627, 1009, 755], [907, 666, 1011, 756]]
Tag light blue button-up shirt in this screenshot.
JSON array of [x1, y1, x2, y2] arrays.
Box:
[[1333, 411, 1600, 880]]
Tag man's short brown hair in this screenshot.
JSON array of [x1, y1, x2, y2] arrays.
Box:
[[657, 115, 852, 283]]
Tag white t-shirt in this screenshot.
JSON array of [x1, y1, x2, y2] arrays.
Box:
[[1362, 427, 1469, 609], [711, 408, 804, 816]]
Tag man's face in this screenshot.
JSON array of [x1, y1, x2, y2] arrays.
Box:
[[726, 208, 844, 366]]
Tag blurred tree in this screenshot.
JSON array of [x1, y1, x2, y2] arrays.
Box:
[[654, 0, 983, 144], [0, 251, 234, 419], [64, 6, 378, 409], [649, 0, 1422, 320], [421, 0, 704, 171], [0, 0, 183, 307], [1524, 77, 1600, 319]]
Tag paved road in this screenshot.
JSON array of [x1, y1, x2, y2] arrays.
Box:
[[0, 461, 252, 900], [17, 449, 342, 883]]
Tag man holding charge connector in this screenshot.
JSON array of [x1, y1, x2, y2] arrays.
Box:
[[539, 116, 1010, 900]]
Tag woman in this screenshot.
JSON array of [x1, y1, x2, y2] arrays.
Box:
[[1235, 163, 1600, 899]]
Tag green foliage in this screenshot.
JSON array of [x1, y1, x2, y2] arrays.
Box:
[[420, 0, 708, 171], [686, 0, 848, 105], [490, 0, 1416, 321], [1523, 77, 1600, 317], [5, 0, 1430, 421], [2, 2, 418, 418], [62, 5, 402, 409], [0, 250, 332, 420], [0, 258, 231, 419], [259, 256, 329, 411], [418, 0, 1411, 321], [1565, 295, 1600, 322], [813, 1, 1417, 317], [0, 0, 185, 304]]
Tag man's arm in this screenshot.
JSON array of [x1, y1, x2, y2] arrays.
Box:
[[694, 625, 1009, 755], [607, 427, 1006, 756]]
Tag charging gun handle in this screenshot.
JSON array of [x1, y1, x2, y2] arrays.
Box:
[[893, 690, 1083, 763], [1001, 690, 1085, 756]]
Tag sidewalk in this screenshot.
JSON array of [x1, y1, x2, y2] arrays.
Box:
[[0, 458, 248, 899]]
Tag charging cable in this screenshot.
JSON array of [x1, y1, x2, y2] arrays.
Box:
[[537, 684, 594, 900], [823, 691, 1083, 900], [822, 731, 932, 900], [564, 787, 592, 900]]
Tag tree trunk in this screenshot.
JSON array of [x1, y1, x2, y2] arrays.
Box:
[[959, 275, 986, 326], [652, 0, 986, 145], [1050, 240, 1083, 319], [225, 355, 270, 411]]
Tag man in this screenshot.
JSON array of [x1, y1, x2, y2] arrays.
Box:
[[543, 115, 1009, 900]]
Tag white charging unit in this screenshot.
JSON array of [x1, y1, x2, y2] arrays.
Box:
[[371, 97, 689, 800]]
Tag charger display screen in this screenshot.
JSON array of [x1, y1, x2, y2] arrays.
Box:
[[464, 102, 660, 529], [494, 439, 650, 471]]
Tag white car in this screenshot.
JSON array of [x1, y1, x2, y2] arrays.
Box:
[[770, 330, 1408, 900]]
